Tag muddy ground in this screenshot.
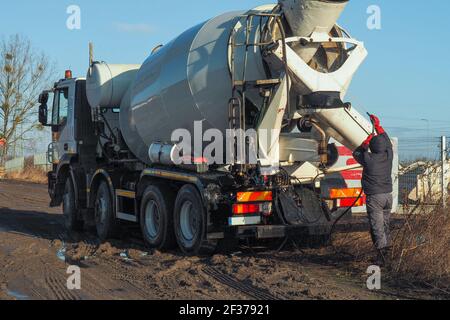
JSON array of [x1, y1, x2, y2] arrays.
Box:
[[0, 180, 441, 300]]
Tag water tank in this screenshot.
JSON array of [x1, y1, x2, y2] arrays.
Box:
[[87, 62, 141, 109]]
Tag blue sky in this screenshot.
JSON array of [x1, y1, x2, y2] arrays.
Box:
[[1, 0, 449, 159]]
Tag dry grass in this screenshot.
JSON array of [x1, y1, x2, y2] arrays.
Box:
[[5, 165, 47, 184], [332, 207, 450, 297], [390, 207, 450, 292]]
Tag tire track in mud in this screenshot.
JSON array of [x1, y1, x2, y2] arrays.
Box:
[[48, 230, 153, 299], [87, 256, 152, 299], [74, 268, 120, 300], [45, 272, 79, 300], [107, 268, 152, 298], [0, 181, 52, 208], [39, 256, 118, 301], [47, 236, 121, 300], [202, 266, 285, 300], [0, 192, 13, 202], [40, 259, 81, 301], [32, 230, 82, 301], [30, 287, 46, 300]]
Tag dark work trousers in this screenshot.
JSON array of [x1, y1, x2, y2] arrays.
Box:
[[366, 193, 393, 250]]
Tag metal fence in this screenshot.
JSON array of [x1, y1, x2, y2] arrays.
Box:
[[399, 166, 425, 205], [33, 153, 52, 171], [5, 157, 25, 173], [398, 137, 449, 207], [4, 153, 51, 174]]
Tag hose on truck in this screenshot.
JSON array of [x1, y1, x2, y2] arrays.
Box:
[[312, 172, 364, 245], [328, 114, 376, 242], [328, 191, 363, 244], [276, 169, 324, 225], [267, 167, 364, 252]]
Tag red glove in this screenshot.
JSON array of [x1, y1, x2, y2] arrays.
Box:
[[370, 114, 385, 135], [361, 134, 375, 150]]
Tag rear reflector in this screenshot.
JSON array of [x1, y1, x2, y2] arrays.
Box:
[[329, 188, 363, 199], [232, 204, 260, 215], [337, 197, 366, 208], [237, 191, 273, 203]]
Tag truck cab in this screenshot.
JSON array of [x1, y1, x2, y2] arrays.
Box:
[[39, 72, 97, 212], [47, 78, 77, 162]]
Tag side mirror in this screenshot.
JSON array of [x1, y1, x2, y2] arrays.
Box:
[[39, 104, 48, 126], [38, 92, 49, 105]]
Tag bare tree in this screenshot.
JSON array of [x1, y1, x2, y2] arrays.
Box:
[[0, 34, 55, 165]]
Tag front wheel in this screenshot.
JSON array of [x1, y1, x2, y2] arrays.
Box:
[[94, 181, 118, 241], [62, 177, 83, 232], [174, 185, 216, 255]]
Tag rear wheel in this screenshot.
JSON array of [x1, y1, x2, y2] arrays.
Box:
[[140, 184, 176, 250], [174, 185, 216, 255], [94, 181, 118, 241], [62, 177, 83, 232]]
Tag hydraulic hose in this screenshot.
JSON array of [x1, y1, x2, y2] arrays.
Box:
[[328, 191, 363, 243], [312, 171, 364, 243]]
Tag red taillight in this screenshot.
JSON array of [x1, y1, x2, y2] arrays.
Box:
[[65, 70, 73, 79], [232, 204, 260, 215], [337, 196, 366, 208]]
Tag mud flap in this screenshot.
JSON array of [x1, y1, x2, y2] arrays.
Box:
[[50, 187, 64, 207], [279, 187, 328, 226], [49, 177, 65, 208]]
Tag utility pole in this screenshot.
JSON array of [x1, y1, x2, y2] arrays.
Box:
[[89, 42, 94, 66], [441, 136, 448, 208]]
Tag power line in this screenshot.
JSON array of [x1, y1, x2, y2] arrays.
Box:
[[383, 116, 450, 124]]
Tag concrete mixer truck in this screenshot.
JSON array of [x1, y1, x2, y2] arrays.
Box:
[[37, 0, 376, 254]]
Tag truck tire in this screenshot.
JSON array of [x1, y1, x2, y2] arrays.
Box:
[[174, 185, 216, 255], [63, 177, 83, 232], [140, 184, 176, 250], [94, 181, 118, 241]]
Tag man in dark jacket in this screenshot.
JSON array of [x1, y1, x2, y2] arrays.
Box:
[[353, 115, 393, 264]]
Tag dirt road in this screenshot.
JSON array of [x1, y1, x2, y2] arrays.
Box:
[[0, 180, 430, 300]]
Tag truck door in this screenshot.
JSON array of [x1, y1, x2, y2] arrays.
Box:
[[51, 83, 77, 163]]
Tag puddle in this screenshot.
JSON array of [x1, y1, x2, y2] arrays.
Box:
[[7, 290, 29, 300], [56, 242, 67, 262], [120, 251, 133, 262]]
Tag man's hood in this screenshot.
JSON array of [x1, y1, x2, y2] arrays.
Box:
[[370, 135, 387, 154]]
